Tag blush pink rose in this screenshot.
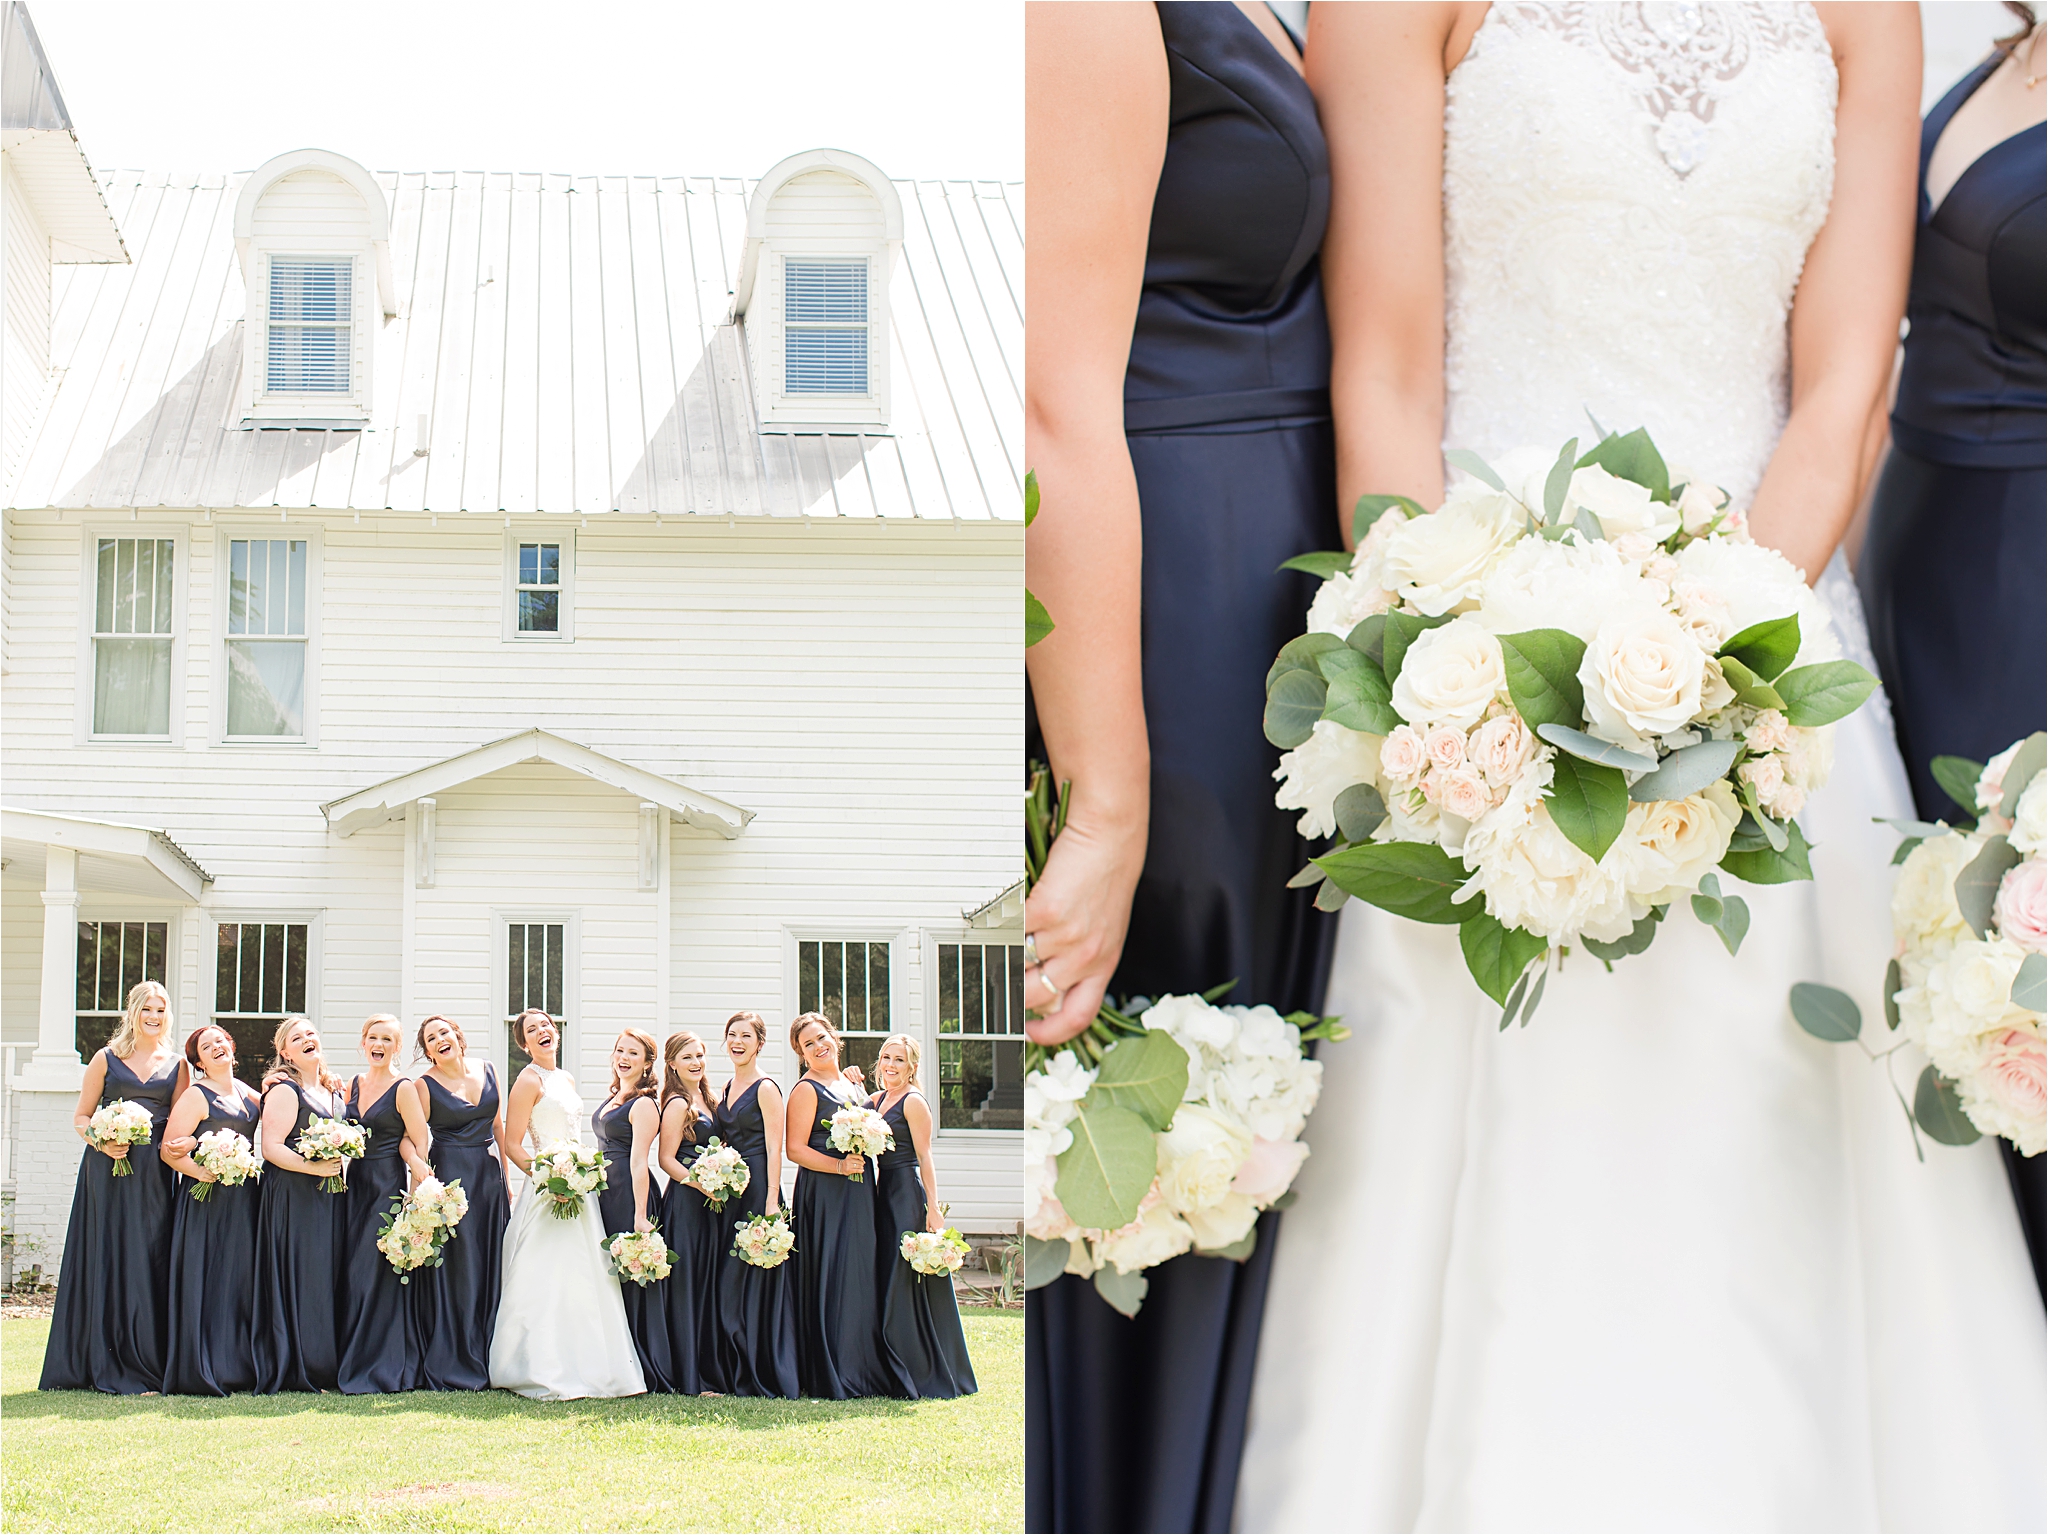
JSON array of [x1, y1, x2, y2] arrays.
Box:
[[1381, 724, 1427, 781], [1995, 859, 2047, 953], [1611, 531, 1659, 565], [1470, 712, 1534, 786], [1987, 1029, 2047, 1122], [1744, 709, 1791, 755], [1425, 724, 1468, 772], [1434, 766, 1493, 822], [1230, 1136, 1310, 1204]]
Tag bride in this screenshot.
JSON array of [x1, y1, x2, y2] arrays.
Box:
[[489, 1009, 645, 1399], [1240, 4, 2046, 1531]]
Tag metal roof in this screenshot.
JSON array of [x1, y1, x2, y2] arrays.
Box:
[[0, 3, 128, 263], [5, 167, 1022, 520]]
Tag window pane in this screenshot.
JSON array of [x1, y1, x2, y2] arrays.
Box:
[[228, 540, 249, 634], [525, 925, 544, 1017], [799, 942, 819, 1015], [842, 1034, 885, 1088], [76, 923, 97, 1012], [238, 925, 260, 1014], [261, 924, 286, 1014], [985, 945, 1006, 1040], [120, 923, 143, 997], [938, 1038, 1024, 1131], [133, 541, 157, 633], [267, 541, 288, 636], [519, 544, 538, 585], [218, 924, 239, 1013], [269, 259, 351, 323], [939, 945, 960, 1034], [868, 942, 890, 1032], [508, 924, 527, 1013], [214, 1017, 278, 1088], [153, 541, 174, 635], [226, 639, 306, 736], [545, 925, 564, 1016], [517, 590, 558, 632], [114, 538, 137, 634], [285, 924, 307, 1012], [96, 923, 123, 1010], [962, 945, 985, 1034], [267, 325, 351, 393], [241, 539, 269, 634], [784, 261, 867, 323], [784, 328, 868, 394], [1006, 945, 1025, 1034], [93, 638, 171, 735], [288, 541, 307, 635], [95, 540, 116, 631], [846, 943, 867, 1032], [537, 544, 558, 584], [822, 942, 844, 1029]]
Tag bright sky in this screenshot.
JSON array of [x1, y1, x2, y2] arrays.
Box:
[[27, 1, 1022, 182]]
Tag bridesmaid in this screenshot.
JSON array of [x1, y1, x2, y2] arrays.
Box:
[[1025, 5, 1340, 1526], [656, 1029, 723, 1394], [337, 1014, 432, 1393], [412, 1015, 510, 1391], [594, 1027, 675, 1392], [871, 1034, 977, 1399], [252, 1016, 350, 1393], [711, 1010, 800, 1398], [1859, 1, 2046, 1297], [160, 1025, 263, 1395], [39, 981, 186, 1393], [785, 1011, 908, 1399]]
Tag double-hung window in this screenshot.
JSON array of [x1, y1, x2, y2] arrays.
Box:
[[75, 920, 169, 1063], [797, 938, 891, 1083], [266, 258, 353, 395], [935, 941, 1025, 1130], [517, 543, 560, 633], [214, 920, 309, 1085], [502, 534, 572, 641], [91, 537, 176, 738], [226, 538, 308, 738], [505, 921, 567, 1078], [783, 260, 869, 395]]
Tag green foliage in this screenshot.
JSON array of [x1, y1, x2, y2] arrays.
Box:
[[1314, 840, 1481, 925], [1195, 1228, 1260, 1262], [1954, 834, 2020, 939], [1535, 723, 1657, 773], [1914, 1066, 1983, 1146], [1345, 613, 1388, 667], [1022, 1234, 1068, 1291], [1717, 616, 1801, 682], [1024, 469, 1039, 526], [1789, 981, 1861, 1042], [1092, 1266, 1148, 1318], [1628, 738, 1738, 802], [2013, 952, 2045, 1013], [1545, 753, 1630, 862], [1318, 648, 1400, 735], [1355, 494, 1427, 545], [1024, 592, 1054, 649], [1583, 907, 1664, 967], [1277, 551, 1355, 580], [1689, 873, 1750, 956], [1266, 631, 1344, 692], [1542, 438, 1580, 523], [1717, 655, 1786, 711], [1574, 426, 1670, 501], [1497, 629, 1588, 729], [1444, 448, 1505, 491], [1053, 1100, 1158, 1231], [1334, 783, 1388, 843], [1773, 661, 1879, 727], [1884, 957, 1903, 1030], [1929, 755, 1985, 819], [1380, 611, 1450, 686], [1263, 669, 1327, 749], [2001, 733, 2047, 819], [1720, 815, 1814, 884], [1086, 1030, 1189, 1133], [1458, 913, 1548, 1006]]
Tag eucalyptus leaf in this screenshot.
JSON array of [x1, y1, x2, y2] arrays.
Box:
[[1264, 668, 1328, 750], [1789, 981, 1861, 1043], [1884, 957, 1903, 1030], [1875, 816, 1949, 838], [2012, 952, 2045, 1013], [1025, 591, 1055, 649], [1022, 1233, 1069, 1291], [1196, 1229, 1260, 1262], [1891, 836, 1924, 865], [1287, 862, 1324, 889], [1736, 784, 1790, 852], [1092, 1264, 1150, 1318], [1535, 723, 1658, 774], [1459, 912, 1549, 1007], [1321, 650, 1401, 735], [1546, 752, 1630, 862], [1355, 494, 1427, 545], [1278, 551, 1356, 580], [1583, 908, 1662, 965], [1314, 877, 1351, 912], [1445, 448, 1505, 492], [1718, 616, 1801, 682], [1718, 655, 1787, 711], [2000, 732, 2047, 819], [1498, 629, 1588, 729], [1690, 871, 1724, 924], [1774, 661, 1880, 728], [1520, 962, 1549, 1026], [1954, 834, 2020, 939], [1335, 782, 1389, 843], [1914, 1066, 1983, 1146], [1499, 970, 1530, 1031], [1315, 840, 1482, 925], [1726, 811, 1776, 853], [1054, 1100, 1160, 1231], [1575, 426, 1670, 501], [1929, 755, 1985, 819], [1381, 611, 1451, 685], [1346, 614, 1388, 667], [1266, 632, 1344, 693], [1090, 1029, 1191, 1134], [1629, 738, 1740, 802], [1709, 893, 1749, 956], [1543, 437, 1580, 523], [1571, 506, 1606, 541], [1720, 816, 1815, 884]]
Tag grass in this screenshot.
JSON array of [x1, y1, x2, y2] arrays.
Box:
[[0, 1313, 1022, 1533]]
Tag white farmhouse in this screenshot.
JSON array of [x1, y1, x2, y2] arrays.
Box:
[[0, 6, 1024, 1280]]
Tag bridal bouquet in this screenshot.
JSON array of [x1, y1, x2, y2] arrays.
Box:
[[530, 1139, 607, 1220], [825, 1103, 893, 1183], [376, 1177, 467, 1282], [1024, 992, 1328, 1317], [901, 1227, 972, 1277], [187, 1128, 260, 1201], [688, 1138, 749, 1212], [730, 1210, 795, 1269], [87, 1100, 155, 1176], [296, 1116, 368, 1193], [1267, 428, 1878, 1022], [602, 1226, 677, 1288]]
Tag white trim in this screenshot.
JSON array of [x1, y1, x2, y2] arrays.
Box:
[[233, 149, 395, 315], [203, 908, 327, 1034], [74, 522, 188, 747], [0, 806, 211, 900], [243, 249, 372, 425], [500, 528, 575, 643], [491, 908, 582, 1084], [211, 522, 321, 747], [922, 926, 1026, 1147]]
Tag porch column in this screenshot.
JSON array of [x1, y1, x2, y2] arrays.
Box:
[[17, 844, 85, 1092]]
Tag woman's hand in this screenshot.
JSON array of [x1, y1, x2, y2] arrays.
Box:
[[1024, 806, 1147, 1046], [162, 1134, 196, 1156], [926, 1207, 944, 1235], [99, 1141, 130, 1162], [766, 1193, 781, 1217], [634, 1212, 653, 1234], [309, 1159, 344, 1179], [192, 1168, 218, 1185], [843, 1065, 866, 1090], [840, 1153, 866, 1178]]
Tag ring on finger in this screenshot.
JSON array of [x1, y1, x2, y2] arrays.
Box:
[[1023, 932, 1041, 969], [1036, 962, 1064, 1010]]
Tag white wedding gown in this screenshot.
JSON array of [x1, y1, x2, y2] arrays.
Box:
[[1240, 6, 2046, 1531], [488, 1067, 646, 1399]]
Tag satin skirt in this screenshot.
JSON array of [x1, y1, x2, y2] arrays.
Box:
[[161, 1175, 259, 1395], [713, 1159, 799, 1398], [791, 1165, 906, 1399], [336, 1154, 421, 1394], [252, 1166, 347, 1393], [659, 1178, 723, 1394], [412, 1139, 507, 1391], [39, 1141, 175, 1394], [1241, 560, 2048, 1532], [875, 1157, 977, 1399], [596, 1163, 675, 1393], [489, 1180, 644, 1400]]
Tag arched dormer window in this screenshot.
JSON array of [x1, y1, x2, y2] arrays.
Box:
[[233, 149, 396, 426], [734, 149, 903, 431]]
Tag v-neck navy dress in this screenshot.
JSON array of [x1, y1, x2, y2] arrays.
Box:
[[1026, 5, 1340, 1530], [1858, 51, 2045, 1298], [253, 1078, 350, 1392], [337, 1075, 422, 1393], [710, 1076, 800, 1397], [161, 1079, 262, 1395], [39, 1050, 181, 1393], [875, 1090, 977, 1399], [789, 1076, 907, 1399], [413, 1064, 508, 1390], [595, 1094, 677, 1392], [658, 1099, 725, 1394]]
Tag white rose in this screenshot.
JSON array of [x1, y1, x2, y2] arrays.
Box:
[[1670, 472, 1727, 536], [1938, 937, 2027, 1026], [1381, 492, 1524, 616], [1142, 994, 1236, 1053], [1306, 571, 1395, 638], [1566, 464, 1680, 541], [1391, 618, 1506, 731], [1580, 608, 1712, 749], [1670, 576, 1736, 649], [2013, 774, 2045, 858], [1615, 781, 1741, 906], [1185, 1192, 1261, 1252], [1093, 1200, 1194, 1276], [1475, 534, 1664, 644], [1674, 539, 1840, 664], [1274, 721, 1384, 840], [1892, 832, 1978, 947], [1156, 1103, 1255, 1215]]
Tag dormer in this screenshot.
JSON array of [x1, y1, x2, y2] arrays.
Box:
[[233, 149, 396, 426], [733, 149, 902, 432]]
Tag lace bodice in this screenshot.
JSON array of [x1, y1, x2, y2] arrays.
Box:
[[526, 1068, 584, 1147], [1444, 2, 1837, 504]]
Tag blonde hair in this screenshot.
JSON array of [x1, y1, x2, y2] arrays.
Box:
[[659, 1031, 717, 1139], [789, 1010, 839, 1061], [360, 1013, 404, 1063], [107, 980, 172, 1060], [610, 1027, 659, 1100], [263, 1015, 341, 1092], [879, 1032, 923, 1091]]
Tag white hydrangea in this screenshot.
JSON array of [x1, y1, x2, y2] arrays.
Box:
[[1674, 538, 1840, 665], [1474, 534, 1661, 644], [1892, 832, 1979, 951], [1274, 720, 1383, 840], [2012, 774, 2045, 858]]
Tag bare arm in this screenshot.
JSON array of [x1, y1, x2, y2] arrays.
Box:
[[393, 1080, 434, 1184], [70, 1051, 119, 1158], [1021, 0, 1169, 1046], [260, 1084, 339, 1176], [657, 1099, 693, 1185], [627, 1096, 659, 1230], [160, 1085, 211, 1181], [502, 1066, 542, 1176], [905, 1093, 945, 1234], [757, 1079, 786, 1215], [1748, 3, 1920, 581]]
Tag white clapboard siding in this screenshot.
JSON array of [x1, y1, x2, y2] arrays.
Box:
[[244, 167, 374, 239]]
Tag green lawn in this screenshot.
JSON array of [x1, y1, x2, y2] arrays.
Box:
[[1, 1313, 1022, 1533]]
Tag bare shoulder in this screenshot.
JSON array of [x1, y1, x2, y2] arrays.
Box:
[[1812, 3, 1922, 68]]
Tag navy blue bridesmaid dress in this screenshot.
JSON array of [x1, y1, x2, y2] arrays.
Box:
[[595, 1093, 677, 1392], [161, 1080, 262, 1395], [252, 1078, 349, 1392], [875, 1090, 977, 1399], [788, 1076, 908, 1399], [39, 1050, 181, 1393], [414, 1064, 509, 1390], [1858, 51, 2046, 1298], [337, 1076, 422, 1393], [710, 1075, 800, 1397], [1026, 6, 1340, 1530], [658, 1101, 724, 1394]]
